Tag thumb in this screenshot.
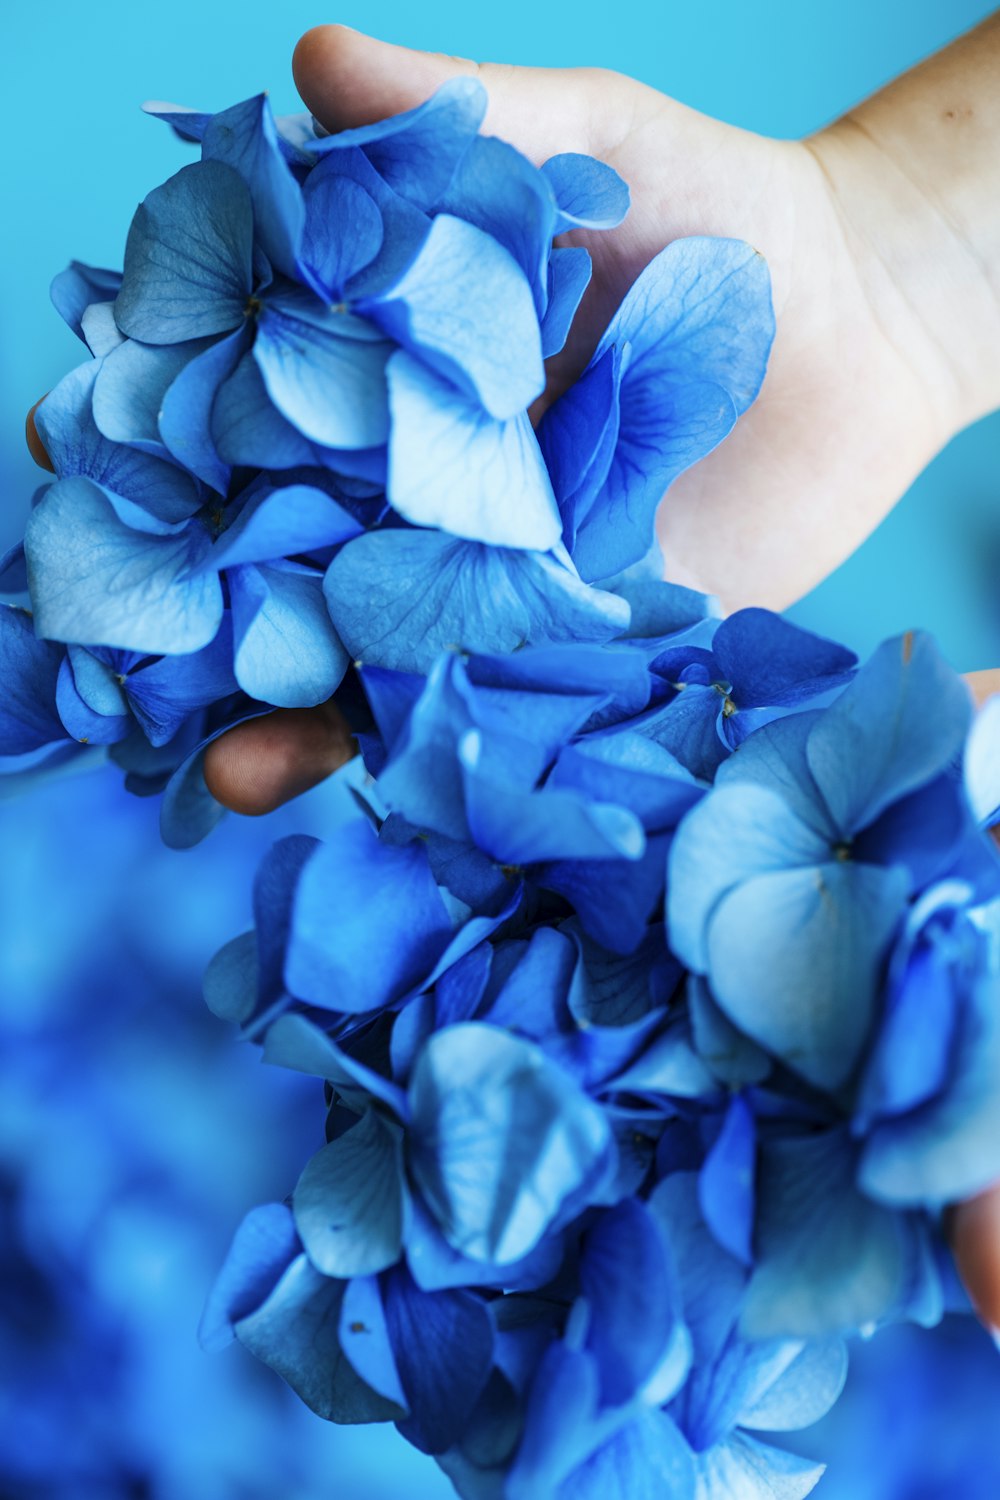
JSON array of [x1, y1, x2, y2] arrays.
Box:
[[292, 24, 610, 162]]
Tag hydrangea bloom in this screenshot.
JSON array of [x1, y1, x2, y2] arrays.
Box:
[[5, 75, 1000, 1500]]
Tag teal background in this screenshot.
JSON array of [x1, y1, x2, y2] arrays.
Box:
[[2, 4, 999, 1498]]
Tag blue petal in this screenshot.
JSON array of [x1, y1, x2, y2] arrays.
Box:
[[365, 213, 544, 420], [541, 246, 593, 358], [308, 77, 487, 211], [254, 288, 392, 448], [737, 1338, 848, 1431], [543, 153, 630, 233], [284, 818, 454, 1013], [202, 94, 305, 281], [80, 300, 125, 357], [647, 1172, 746, 1367], [158, 326, 249, 492], [966, 694, 1000, 825], [25, 477, 223, 655], [539, 345, 623, 548], [742, 1128, 920, 1338], [698, 1094, 756, 1265], [688, 978, 771, 1089], [198, 1202, 300, 1353], [212, 349, 319, 466], [211, 482, 363, 568], [569, 1412, 696, 1500], [705, 860, 909, 1090], [409, 1022, 613, 1263], [56, 651, 129, 745], [581, 1197, 688, 1405], [38, 360, 201, 522], [229, 563, 350, 707], [324, 529, 629, 674], [50, 261, 122, 341], [633, 683, 727, 780], [263, 1013, 408, 1119], [440, 135, 557, 314], [115, 160, 254, 342], [667, 781, 829, 974], [0, 605, 66, 753], [304, 146, 432, 300], [693, 1434, 824, 1500], [293, 1108, 406, 1277], [386, 351, 561, 549], [404, 1193, 563, 1293], [301, 172, 384, 296], [382, 1267, 495, 1454], [805, 632, 972, 835], [235, 1254, 404, 1422]]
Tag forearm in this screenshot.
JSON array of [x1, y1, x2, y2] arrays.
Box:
[[807, 12, 1000, 438]]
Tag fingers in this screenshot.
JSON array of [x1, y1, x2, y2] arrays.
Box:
[[966, 669, 1000, 707], [292, 23, 611, 161], [203, 701, 356, 816], [26, 398, 54, 472], [952, 1184, 1000, 1332]]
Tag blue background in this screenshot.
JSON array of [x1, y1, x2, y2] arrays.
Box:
[[2, 2, 1000, 1496]]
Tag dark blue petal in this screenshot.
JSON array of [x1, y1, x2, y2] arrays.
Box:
[[713, 608, 856, 710], [383, 1267, 494, 1454], [263, 1013, 408, 1119], [25, 476, 223, 655], [284, 818, 454, 1013], [202, 94, 305, 281], [688, 978, 771, 1089], [305, 146, 431, 300], [543, 153, 630, 233], [324, 529, 629, 674], [254, 288, 391, 448], [307, 77, 487, 211], [365, 213, 544, 420], [0, 605, 66, 753], [115, 161, 254, 343], [301, 172, 384, 297], [409, 1023, 613, 1263], [538, 345, 623, 548], [806, 632, 972, 835], [293, 1108, 406, 1276], [235, 1254, 404, 1422], [386, 352, 561, 549], [198, 1202, 300, 1352]]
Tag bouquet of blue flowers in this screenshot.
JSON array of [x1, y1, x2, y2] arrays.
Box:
[[5, 77, 1000, 1500]]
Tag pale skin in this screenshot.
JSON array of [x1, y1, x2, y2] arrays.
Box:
[[24, 18, 1000, 1322]]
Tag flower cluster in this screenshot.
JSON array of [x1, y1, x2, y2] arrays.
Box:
[[5, 79, 1000, 1500]]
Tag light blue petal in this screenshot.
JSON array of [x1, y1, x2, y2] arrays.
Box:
[[965, 693, 1000, 825], [92, 335, 212, 463], [254, 288, 391, 448], [694, 1434, 824, 1500], [212, 349, 318, 466], [440, 135, 557, 313], [293, 1108, 406, 1277], [543, 153, 630, 233], [198, 1201, 300, 1352], [284, 818, 454, 1013], [80, 300, 125, 357], [339, 1275, 408, 1408], [806, 632, 972, 835], [567, 1412, 696, 1500], [229, 562, 350, 707], [409, 1022, 613, 1263], [235, 1254, 404, 1422], [51, 260, 121, 341], [307, 76, 487, 211], [541, 246, 593, 358], [0, 605, 66, 753], [158, 326, 248, 492], [324, 529, 630, 674], [666, 782, 828, 973], [31, 360, 199, 518], [647, 1172, 746, 1367], [367, 213, 544, 420], [202, 94, 305, 281], [115, 160, 254, 342], [706, 860, 909, 1089], [688, 978, 771, 1089], [737, 1338, 848, 1431], [386, 351, 561, 549], [25, 476, 223, 655], [742, 1129, 918, 1338]]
